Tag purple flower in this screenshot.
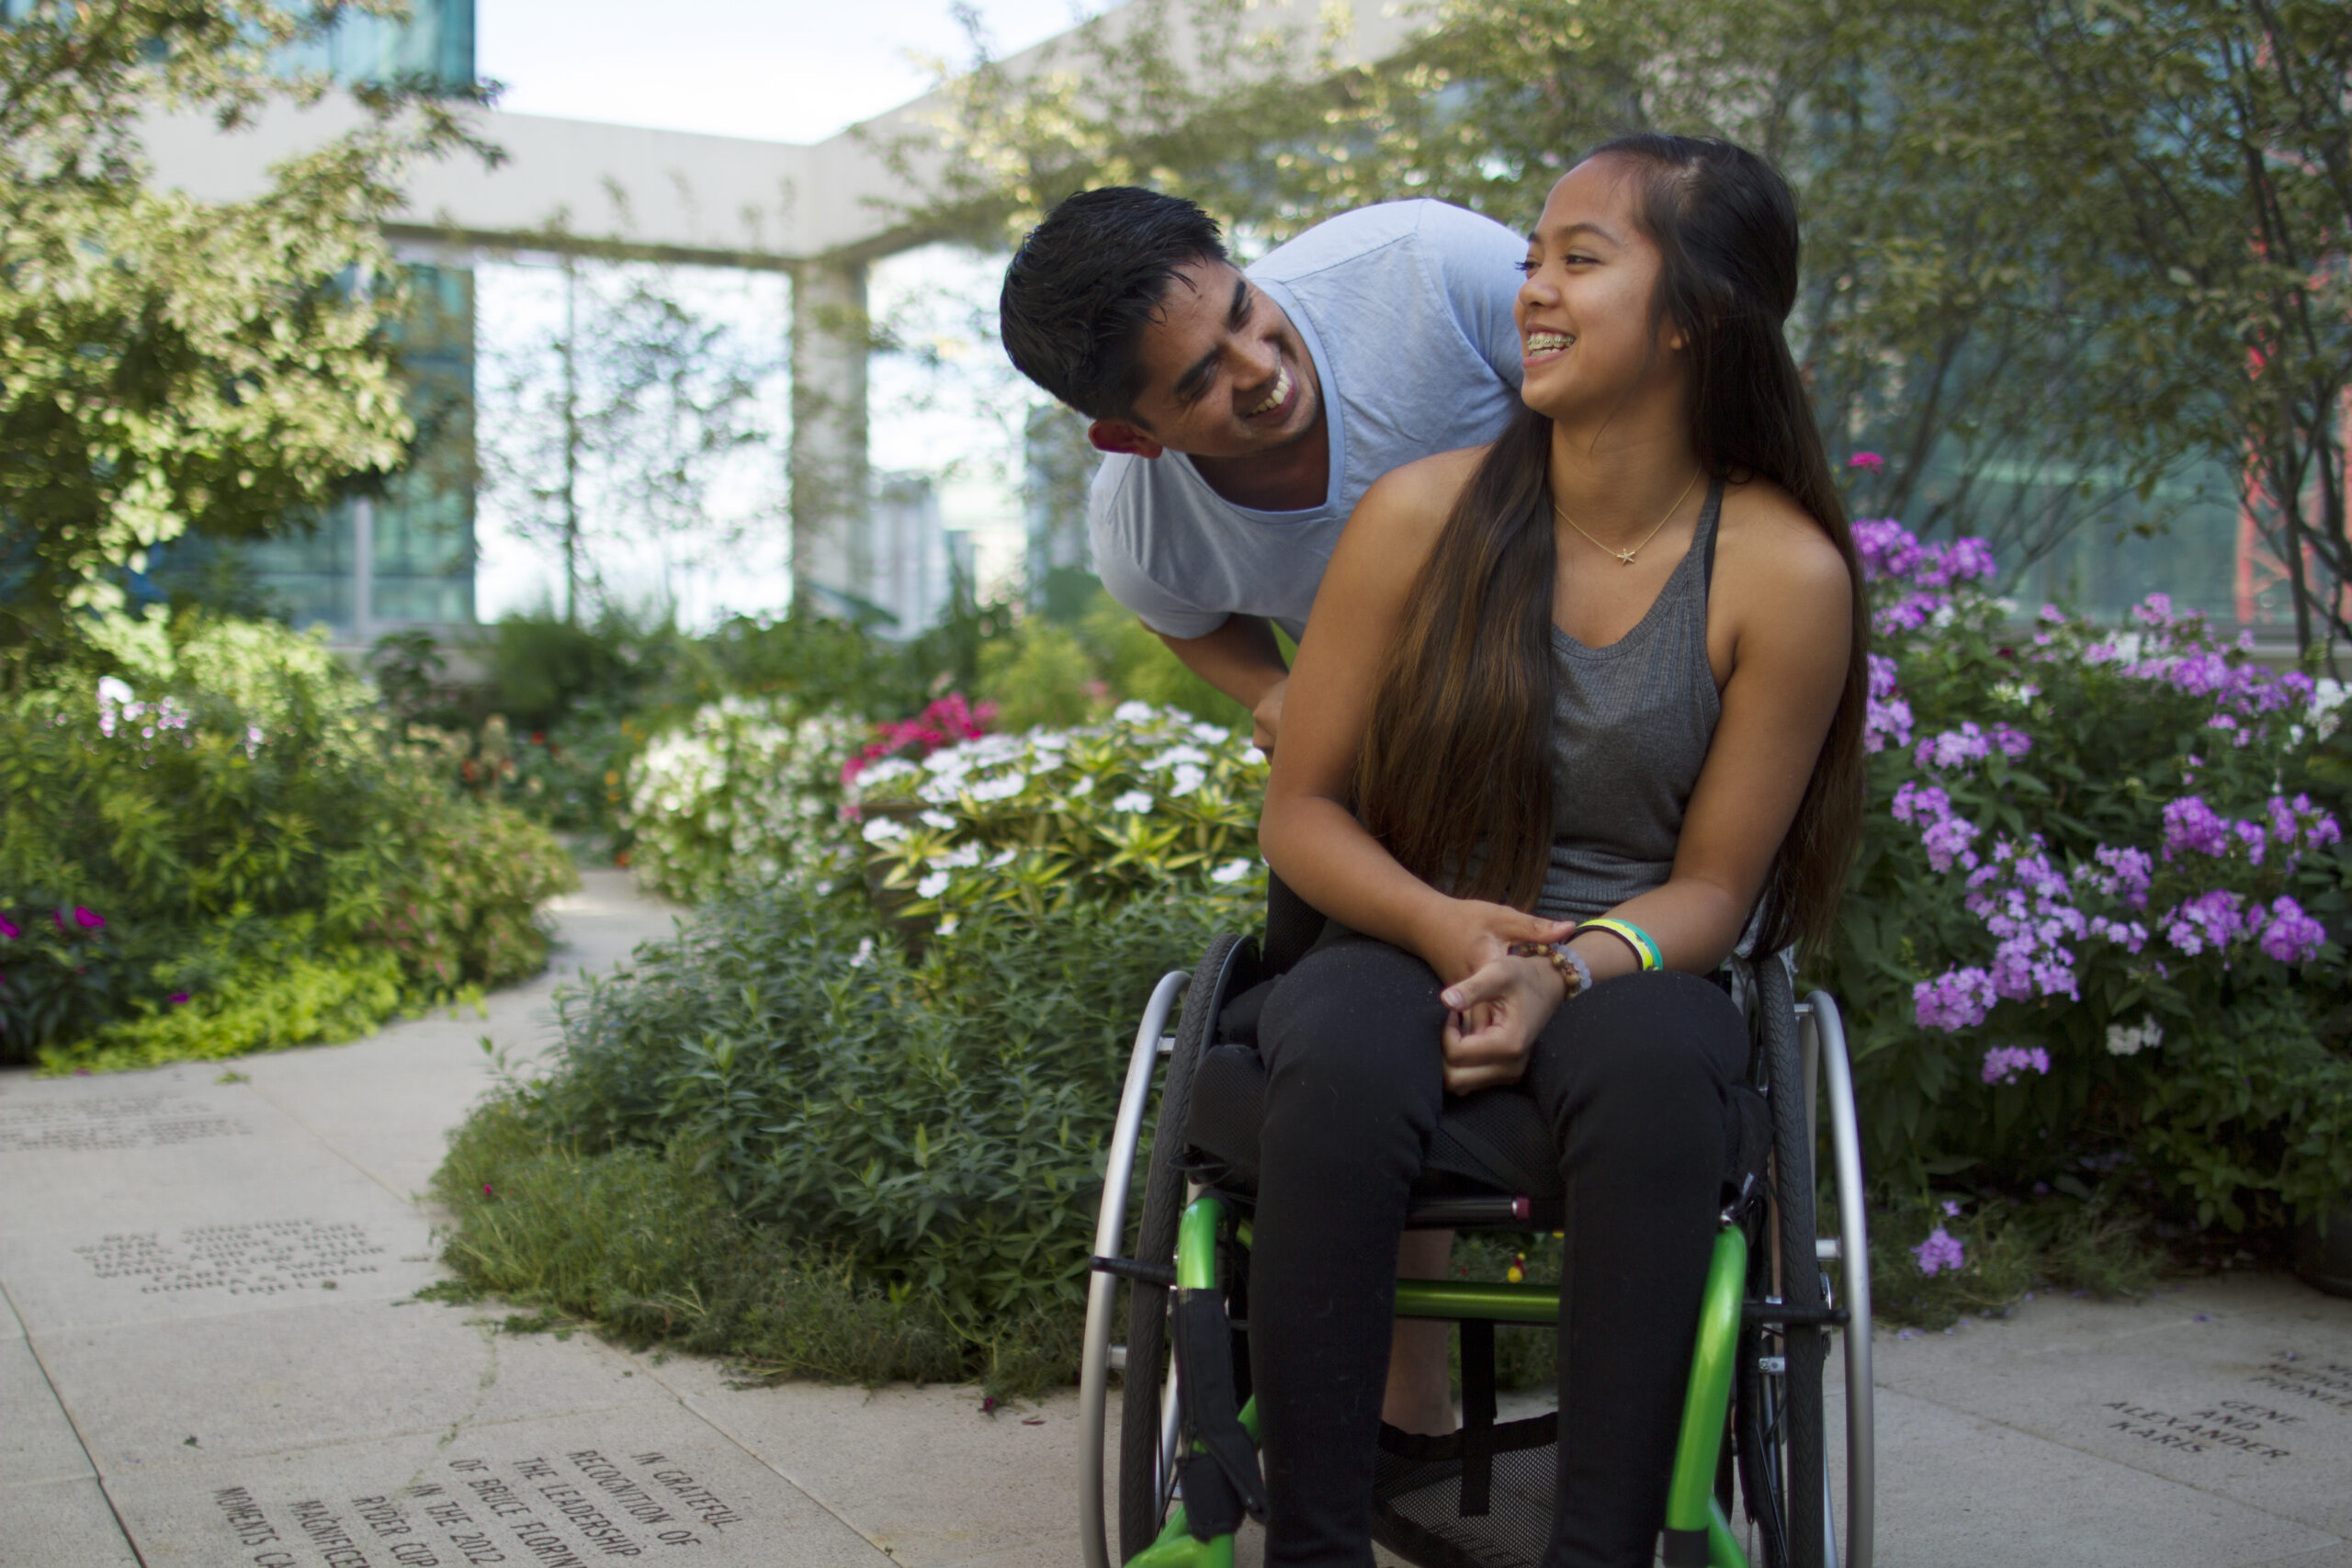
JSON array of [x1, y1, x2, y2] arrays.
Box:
[[2258, 897, 2326, 964], [1916, 723, 1995, 771], [1854, 518, 1921, 580], [1893, 780, 1952, 826], [2132, 592, 2177, 628], [1868, 652, 1902, 699], [1920, 816, 1982, 873], [1941, 1200, 1962, 1217], [1981, 1044, 2051, 1086], [168, 991, 190, 1006], [73, 907, 104, 931], [0, 914, 17, 942], [1989, 723, 2032, 757], [1915, 967, 1996, 1031], [2162, 797, 2232, 859], [1914, 1227, 1966, 1276], [1865, 695, 1915, 753], [2162, 890, 2247, 956]]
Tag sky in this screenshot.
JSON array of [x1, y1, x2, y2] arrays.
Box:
[[477, 0, 1092, 144], [469, 0, 1076, 623]]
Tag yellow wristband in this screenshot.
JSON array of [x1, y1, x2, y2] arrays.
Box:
[[1577, 918, 1662, 972]]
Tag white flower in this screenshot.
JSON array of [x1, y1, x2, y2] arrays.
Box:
[[859, 758, 918, 787], [936, 915, 959, 936], [918, 776, 962, 806], [1241, 746, 1267, 767], [96, 675, 133, 706], [987, 846, 1017, 869], [1114, 700, 1156, 725], [1210, 858, 1258, 885], [2104, 1016, 2165, 1057], [862, 816, 908, 844], [1192, 721, 1231, 743], [1069, 776, 1096, 797], [922, 749, 970, 776], [1145, 744, 1212, 772], [1111, 790, 1154, 814], [934, 843, 982, 870], [966, 773, 1027, 803], [1169, 761, 1208, 797], [920, 810, 956, 830], [2312, 679, 2347, 741], [849, 936, 876, 968], [916, 871, 952, 899]]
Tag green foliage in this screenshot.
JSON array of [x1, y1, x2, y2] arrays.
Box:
[[1869, 1190, 2162, 1331], [1815, 536, 2352, 1231], [432, 1096, 976, 1384], [0, 0, 491, 641], [437, 876, 1227, 1386], [902, 0, 2346, 597], [0, 611, 575, 1068]]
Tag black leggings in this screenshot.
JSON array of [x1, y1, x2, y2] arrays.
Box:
[[1248, 935, 1749, 1568]]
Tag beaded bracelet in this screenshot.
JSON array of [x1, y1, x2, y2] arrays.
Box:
[[1577, 917, 1663, 972], [1506, 941, 1593, 1000]]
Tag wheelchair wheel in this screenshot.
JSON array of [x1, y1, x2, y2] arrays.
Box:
[[1803, 990, 1874, 1568], [1117, 931, 1256, 1561], [1757, 958, 1829, 1568], [1079, 966, 1188, 1568]]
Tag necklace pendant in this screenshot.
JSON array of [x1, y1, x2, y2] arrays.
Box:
[[1616, 550, 1637, 566]]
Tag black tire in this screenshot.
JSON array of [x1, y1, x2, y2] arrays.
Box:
[[1117, 932, 1253, 1561], [1757, 959, 1829, 1568]]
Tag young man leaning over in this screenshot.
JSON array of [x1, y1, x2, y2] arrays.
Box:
[[998, 186, 1531, 1438], [997, 186, 1528, 752]]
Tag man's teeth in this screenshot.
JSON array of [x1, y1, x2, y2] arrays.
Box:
[[1525, 332, 1575, 354], [1248, 366, 1291, 416]]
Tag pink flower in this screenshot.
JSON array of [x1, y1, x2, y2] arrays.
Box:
[[0, 914, 17, 941], [1849, 451, 1887, 473], [73, 907, 104, 930], [168, 991, 190, 1005]]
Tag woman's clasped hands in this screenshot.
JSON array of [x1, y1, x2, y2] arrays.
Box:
[[1426, 901, 1577, 1094]]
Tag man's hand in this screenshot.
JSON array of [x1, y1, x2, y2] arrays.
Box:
[[1250, 676, 1286, 752], [1439, 954, 1566, 1094]]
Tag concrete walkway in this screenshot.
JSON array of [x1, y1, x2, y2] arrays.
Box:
[[3, 870, 2348, 1568]]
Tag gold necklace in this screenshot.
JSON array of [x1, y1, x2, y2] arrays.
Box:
[[1552, 470, 1702, 567]]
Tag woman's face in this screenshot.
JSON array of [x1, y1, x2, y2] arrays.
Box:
[[1514, 157, 1682, 423]]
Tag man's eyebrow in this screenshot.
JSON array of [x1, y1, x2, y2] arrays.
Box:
[[1170, 276, 1252, 403]]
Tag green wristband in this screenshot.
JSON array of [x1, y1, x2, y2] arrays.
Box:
[[1577, 918, 1663, 972]]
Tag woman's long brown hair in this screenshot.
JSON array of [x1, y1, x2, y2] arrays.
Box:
[[1355, 135, 1870, 960]]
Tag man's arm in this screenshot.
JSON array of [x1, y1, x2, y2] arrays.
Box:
[[1156, 614, 1289, 750]]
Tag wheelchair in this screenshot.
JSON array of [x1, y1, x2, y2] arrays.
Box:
[[1078, 904, 1875, 1568]]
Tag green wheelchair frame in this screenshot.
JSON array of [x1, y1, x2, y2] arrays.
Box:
[[1078, 943, 1876, 1568]]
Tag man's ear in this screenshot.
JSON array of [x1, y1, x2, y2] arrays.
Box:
[[1088, 420, 1164, 460]]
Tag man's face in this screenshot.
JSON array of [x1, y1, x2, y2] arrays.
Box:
[[1092, 257, 1321, 460]]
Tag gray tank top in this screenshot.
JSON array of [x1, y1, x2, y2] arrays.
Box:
[[1532, 480, 1724, 923]]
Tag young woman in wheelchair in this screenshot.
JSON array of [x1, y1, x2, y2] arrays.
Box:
[[1251, 134, 1870, 1567]]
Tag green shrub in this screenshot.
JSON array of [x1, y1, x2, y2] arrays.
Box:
[[0, 609, 577, 1068], [1820, 523, 2352, 1233], [436, 876, 1227, 1389]]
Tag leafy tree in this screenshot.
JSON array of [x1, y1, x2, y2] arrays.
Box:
[[0, 0, 490, 648], [886, 0, 2336, 603], [479, 258, 780, 624]]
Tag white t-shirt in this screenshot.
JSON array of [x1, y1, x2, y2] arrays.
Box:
[[1088, 199, 1529, 641]]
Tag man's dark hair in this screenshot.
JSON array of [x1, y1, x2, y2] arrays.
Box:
[[999, 186, 1229, 423]]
